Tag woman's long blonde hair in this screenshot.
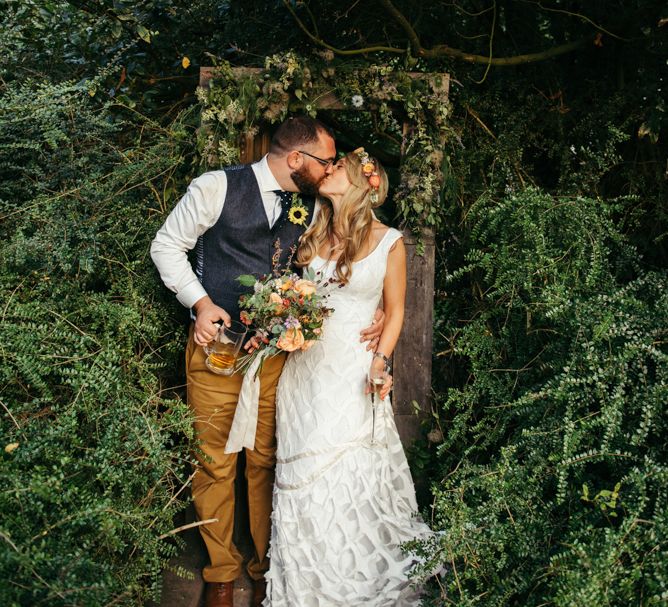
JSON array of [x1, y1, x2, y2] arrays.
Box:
[[297, 150, 389, 285]]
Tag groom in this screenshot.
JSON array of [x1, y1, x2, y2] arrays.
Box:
[[151, 116, 382, 607]]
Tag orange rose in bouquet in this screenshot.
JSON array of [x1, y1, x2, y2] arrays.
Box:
[[294, 279, 317, 297], [276, 327, 305, 352]]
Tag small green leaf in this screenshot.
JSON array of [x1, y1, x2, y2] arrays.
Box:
[[137, 25, 151, 43], [111, 20, 122, 39], [237, 275, 257, 286]]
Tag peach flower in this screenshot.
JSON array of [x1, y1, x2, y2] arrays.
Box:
[[301, 340, 316, 351], [276, 328, 305, 352], [269, 291, 285, 312], [294, 279, 317, 297]]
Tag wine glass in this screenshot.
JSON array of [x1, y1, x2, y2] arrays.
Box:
[[367, 366, 389, 444]]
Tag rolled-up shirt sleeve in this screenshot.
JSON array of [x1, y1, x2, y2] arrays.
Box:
[[150, 171, 227, 309]]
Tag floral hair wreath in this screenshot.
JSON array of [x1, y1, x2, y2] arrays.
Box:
[[353, 147, 381, 204]]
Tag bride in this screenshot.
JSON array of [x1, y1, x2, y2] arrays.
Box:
[[263, 148, 432, 606]]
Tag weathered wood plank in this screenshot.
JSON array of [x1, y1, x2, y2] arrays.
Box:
[[393, 414, 422, 448], [392, 228, 435, 444]]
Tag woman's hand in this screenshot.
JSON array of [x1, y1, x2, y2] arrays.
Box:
[[365, 355, 393, 400], [243, 332, 268, 355], [379, 373, 393, 400]]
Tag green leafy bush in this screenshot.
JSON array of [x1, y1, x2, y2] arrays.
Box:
[[0, 79, 197, 605], [415, 188, 667, 605]]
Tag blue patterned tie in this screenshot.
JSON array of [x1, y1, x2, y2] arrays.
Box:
[[273, 190, 293, 227], [274, 190, 292, 208]]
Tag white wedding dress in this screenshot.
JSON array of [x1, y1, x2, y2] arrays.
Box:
[[264, 228, 433, 606]]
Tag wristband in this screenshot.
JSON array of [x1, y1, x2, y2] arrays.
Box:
[[373, 352, 391, 370]]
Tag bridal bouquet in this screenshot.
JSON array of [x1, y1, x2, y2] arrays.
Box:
[[235, 268, 333, 376]]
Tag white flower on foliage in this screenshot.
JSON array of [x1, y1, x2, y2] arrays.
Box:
[[351, 94, 364, 108]]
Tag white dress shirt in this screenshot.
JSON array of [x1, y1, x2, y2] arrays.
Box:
[[150, 156, 316, 309]]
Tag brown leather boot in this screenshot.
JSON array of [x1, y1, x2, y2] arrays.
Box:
[[251, 579, 266, 607], [204, 581, 234, 607]]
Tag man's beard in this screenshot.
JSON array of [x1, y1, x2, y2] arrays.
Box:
[[291, 166, 322, 197]]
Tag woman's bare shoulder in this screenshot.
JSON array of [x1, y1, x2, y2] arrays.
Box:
[[373, 222, 404, 249]]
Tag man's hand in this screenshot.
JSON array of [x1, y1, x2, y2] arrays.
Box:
[[192, 296, 231, 346], [359, 308, 385, 351]]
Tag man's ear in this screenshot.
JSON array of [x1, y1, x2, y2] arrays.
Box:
[[286, 150, 302, 170]]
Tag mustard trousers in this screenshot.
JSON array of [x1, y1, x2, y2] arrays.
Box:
[[186, 325, 286, 583]]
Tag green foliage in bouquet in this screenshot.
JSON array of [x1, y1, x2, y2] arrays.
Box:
[[0, 78, 198, 605], [412, 187, 667, 605]]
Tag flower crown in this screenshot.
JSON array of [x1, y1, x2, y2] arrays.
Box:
[[353, 147, 381, 204]]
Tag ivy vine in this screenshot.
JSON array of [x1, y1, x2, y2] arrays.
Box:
[[196, 51, 452, 232]]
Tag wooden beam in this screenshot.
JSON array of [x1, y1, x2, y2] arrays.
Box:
[[392, 228, 435, 445]]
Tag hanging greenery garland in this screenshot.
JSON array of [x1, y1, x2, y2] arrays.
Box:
[[196, 51, 452, 232]]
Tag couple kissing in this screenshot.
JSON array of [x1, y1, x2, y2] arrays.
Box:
[[151, 116, 433, 607]]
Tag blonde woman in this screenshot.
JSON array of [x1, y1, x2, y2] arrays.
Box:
[[264, 149, 432, 606]]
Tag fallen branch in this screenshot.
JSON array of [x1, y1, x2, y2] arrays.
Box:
[[158, 518, 219, 540]]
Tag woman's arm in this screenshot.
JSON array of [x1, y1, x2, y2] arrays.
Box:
[[369, 238, 406, 397]]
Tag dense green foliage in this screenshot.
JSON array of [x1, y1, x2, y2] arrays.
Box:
[[0, 80, 198, 605], [413, 189, 668, 605], [1, 0, 666, 604], [406, 4, 667, 601]]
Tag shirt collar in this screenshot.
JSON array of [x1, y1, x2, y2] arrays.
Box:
[[254, 155, 282, 193]]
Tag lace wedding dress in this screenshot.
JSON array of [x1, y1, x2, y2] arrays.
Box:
[[264, 228, 432, 606]]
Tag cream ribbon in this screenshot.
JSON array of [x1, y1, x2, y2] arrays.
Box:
[[223, 351, 269, 454]]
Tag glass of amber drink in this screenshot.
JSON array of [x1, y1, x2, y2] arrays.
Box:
[[204, 320, 247, 375]]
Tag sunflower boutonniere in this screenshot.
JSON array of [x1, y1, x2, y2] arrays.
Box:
[[287, 193, 309, 226]]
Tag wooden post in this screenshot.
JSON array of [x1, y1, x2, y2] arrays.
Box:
[[392, 228, 435, 444]]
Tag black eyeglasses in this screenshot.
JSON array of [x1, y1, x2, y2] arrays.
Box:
[[298, 150, 335, 168]]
